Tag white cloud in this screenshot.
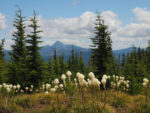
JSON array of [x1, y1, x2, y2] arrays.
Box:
[[3, 39, 14, 50], [0, 13, 7, 30], [133, 7, 150, 24], [101, 11, 122, 32], [6, 7, 150, 50], [37, 11, 96, 40]]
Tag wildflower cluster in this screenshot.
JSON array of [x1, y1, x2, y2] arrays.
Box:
[[111, 75, 130, 91], [143, 78, 149, 88], [0, 83, 21, 94], [0, 71, 131, 95]]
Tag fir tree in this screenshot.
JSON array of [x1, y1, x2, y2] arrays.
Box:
[[74, 51, 79, 73], [90, 12, 114, 78], [68, 56, 71, 70], [53, 48, 61, 76], [71, 46, 75, 72], [0, 39, 7, 83], [79, 52, 85, 74], [27, 11, 44, 87], [59, 52, 66, 74], [146, 40, 150, 74], [47, 58, 55, 81], [9, 9, 28, 86]]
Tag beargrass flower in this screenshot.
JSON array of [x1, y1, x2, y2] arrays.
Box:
[[50, 88, 56, 92], [61, 74, 66, 81], [143, 78, 149, 83], [6, 87, 11, 93], [54, 78, 59, 85], [101, 78, 107, 88], [13, 85, 16, 90], [102, 74, 108, 80], [59, 84, 63, 88], [88, 72, 95, 79], [143, 82, 147, 87], [66, 71, 72, 77], [54, 85, 58, 89], [31, 85, 33, 89], [143, 78, 149, 87], [91, 78, 101, 87], [25, 87, 28, 91], [17, 84, 20, 89], [46, 84, 51, 90]]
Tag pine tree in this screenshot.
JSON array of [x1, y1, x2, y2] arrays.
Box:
[[146, 40, 150, 74], [27, 11, 44, 87], [121, 53, 126, 67], [90, 12, 114, 78], [79, 52, 85, 74], [53, 48, 61, 76], [59, 52, 66, 74], [47, 58, 55, 81], [71, 46, 75, 72], [68, 56, 71, 70], [0, 39, 7, 83], [117, 54, 121, 74], [74, 51, 79, 73], [9, 9, 28, 86]]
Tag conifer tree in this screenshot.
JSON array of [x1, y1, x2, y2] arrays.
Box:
[[74, 51, 79, 73], [90, 12, 114, 77], [68, 56, 71, 70], [27, 11, 44, 87], [53, 48, 61, 76], [9, 9, 28, 86], [59, 52, 66, 74], [71, 46, 75, 71], [0, 39, 7, 83], [79, 52, 85, 73], [47, 58, 55, 81], [146, 40, 150, 74]]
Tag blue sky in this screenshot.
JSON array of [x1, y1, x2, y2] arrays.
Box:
[[0, 0, 150, 50]]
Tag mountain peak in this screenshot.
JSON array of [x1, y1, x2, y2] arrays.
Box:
[[52, 41, 64, 48]]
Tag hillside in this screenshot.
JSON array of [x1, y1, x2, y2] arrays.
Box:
[[4, 41, 136, 63]]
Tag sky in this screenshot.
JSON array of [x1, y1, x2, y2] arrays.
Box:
[[0, 0, 150, 50]]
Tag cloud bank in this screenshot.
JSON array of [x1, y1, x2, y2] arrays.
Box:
[[3, 7, 150, 50], [34, 7, 150, 49], [0, 13, 7, 30]]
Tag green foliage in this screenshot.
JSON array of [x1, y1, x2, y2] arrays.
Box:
[[26, 11, 45, 87], [0, 39, 7, 83], [8, 8, 28, 87], [90, 12, 115, 78]]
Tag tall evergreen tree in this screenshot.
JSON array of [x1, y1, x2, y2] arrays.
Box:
[[68, 56, 71, 70], [59, 52, 66, 74], [146, 40, 150, 75], [53, 48, 61, 76], [71, 46, 75, 72], [79, 52, 85, 74], [27, 11, 44, 87], [74, 51, 79, 73], [9, 9, 28, 86], [0, 39, 7, 83], [90, 12, 114, 78]]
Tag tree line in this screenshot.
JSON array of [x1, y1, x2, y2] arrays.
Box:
[[0, 9, 86, 88], [0, 9, 150, 94]]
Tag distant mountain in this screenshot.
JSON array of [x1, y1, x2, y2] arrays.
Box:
[[4, 41, 139, 64], [40, 41, 91, 62], [113, 47, 136, 56]]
